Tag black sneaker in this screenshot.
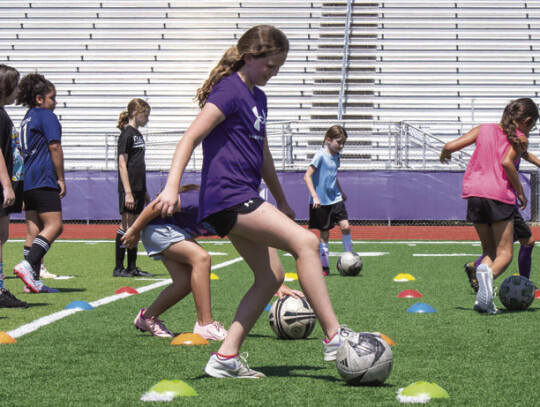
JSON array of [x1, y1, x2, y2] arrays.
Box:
[[0, 288, 29, 308], [323, 266, 330, 276], [464, 262, 479, 292], [113, 267, 133, 277], [129, 267, 154, 277]]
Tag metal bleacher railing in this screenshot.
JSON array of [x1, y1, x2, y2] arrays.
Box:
[[66, 119, 540, 172]]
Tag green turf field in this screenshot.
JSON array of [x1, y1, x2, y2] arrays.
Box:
[[0, 239, 538, 406]]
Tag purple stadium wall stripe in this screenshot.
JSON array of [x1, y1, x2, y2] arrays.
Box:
[[10, 171, 530, 221]]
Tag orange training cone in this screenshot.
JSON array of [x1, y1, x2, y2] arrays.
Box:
[[171, 333, 209, 346], [0, 332, 16, 344]]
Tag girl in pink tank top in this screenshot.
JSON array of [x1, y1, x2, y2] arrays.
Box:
[[440, 98, 538, 314]]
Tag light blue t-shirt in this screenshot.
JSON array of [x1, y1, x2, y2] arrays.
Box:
[[309, 147, 342, 206]]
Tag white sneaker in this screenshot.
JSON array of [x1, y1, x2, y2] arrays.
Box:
[[475, 264, 497, 314], [204, 352, 265, 378], [193, 321, 227, 341], [40, 264, 57, 279]]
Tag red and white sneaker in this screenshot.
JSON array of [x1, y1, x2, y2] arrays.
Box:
[[194, 321, 227, 341], [14, 261, 40, 293], [133, 309, 173, 338]]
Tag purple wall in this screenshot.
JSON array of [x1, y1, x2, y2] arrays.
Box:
[[12, 170, 530, 221]]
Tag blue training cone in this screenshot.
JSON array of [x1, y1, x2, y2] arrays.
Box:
[[264, 303, 272, 311], [406, 303, 436, 313], [140, 380, 197, 401], [65, 300, 94, 310]]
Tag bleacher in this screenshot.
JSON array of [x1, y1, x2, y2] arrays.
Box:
[[1, 1, 539, 171]]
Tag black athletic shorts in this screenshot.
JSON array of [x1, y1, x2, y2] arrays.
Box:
[[0, 181, 24, 216], [119, 191, 146, 215], [204, 197, 265, 238], [512, 207, 532, 240], [466, 197, 514, 224], [24, 187, 62, 213], [309, 200, 349, 231]]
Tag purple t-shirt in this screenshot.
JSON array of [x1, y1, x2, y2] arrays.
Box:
[[198, 73, 268, 221], [150, 189, 216, 237]]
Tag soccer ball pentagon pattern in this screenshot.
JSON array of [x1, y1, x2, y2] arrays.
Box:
[[337, 252, 363, 276], [268, 296, 316, 340], [336, 333, 393, 386], [498, 275, 535, 311]]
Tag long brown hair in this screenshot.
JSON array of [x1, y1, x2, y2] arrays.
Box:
[[0, 64, 19, 104], [500, 98, 539, 150], [195, 25, 289, 108], [323, 125, 348, 146], [117, 98, 150, 130]]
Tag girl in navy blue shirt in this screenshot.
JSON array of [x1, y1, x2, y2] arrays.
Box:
[[13, 72, 63, 294]]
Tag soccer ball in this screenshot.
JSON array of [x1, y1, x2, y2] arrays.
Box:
[[335, 333, 393, 386], [337, 252, 363, 276], [498, 275, 536, 311], [268, 296, 316, 339]]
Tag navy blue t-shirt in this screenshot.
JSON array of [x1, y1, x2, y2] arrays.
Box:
[[20, 108, 61, 191]]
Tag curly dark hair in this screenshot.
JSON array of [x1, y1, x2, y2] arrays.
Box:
[[16, 72, 55, 108]]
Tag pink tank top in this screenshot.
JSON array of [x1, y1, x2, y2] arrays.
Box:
[[462, 123, 524, 205]]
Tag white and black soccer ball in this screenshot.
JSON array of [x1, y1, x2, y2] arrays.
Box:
[[337, 252, 363, 276], [499, 275, 536, 311], [268, 296, 316, 340], [336, 333, 393, 386]]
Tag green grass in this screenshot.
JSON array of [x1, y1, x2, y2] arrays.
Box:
[[1, 239, 539, 406]]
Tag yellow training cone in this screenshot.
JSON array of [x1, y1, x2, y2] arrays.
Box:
[[0, 332, 16, 344], [210, 273, 219, 280], [393, 273, 415, 282], [140, 379, 197, 401], [397, 381, 449, 403], [171, 333, 209, 346], [284, 272, 298, 281]]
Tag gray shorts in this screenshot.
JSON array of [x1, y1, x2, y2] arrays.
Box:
[[141, 223, 193, 261]]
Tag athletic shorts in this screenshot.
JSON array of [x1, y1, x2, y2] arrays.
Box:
[[0, 181, 24, 216], [204, 197, 265, 238], [466, 197, 514, 224], [119, 191, 146, 215], [308, 200, 349, 231], [24, 187, 62, 213], [512, 207, 532, 240], [141, 223, 193, 261]]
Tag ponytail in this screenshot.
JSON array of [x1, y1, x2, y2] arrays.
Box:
[[195, 46, 244, 108], [500, 98, 539, 151], [117, 110, 129, 130]]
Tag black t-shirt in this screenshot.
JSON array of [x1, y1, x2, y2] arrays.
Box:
[[117, 125, 146, 193], [0, 108, 14, 178]]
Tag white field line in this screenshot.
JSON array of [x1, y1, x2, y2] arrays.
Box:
[[413, 253, 481, 257], [6, 257, 243, 339]]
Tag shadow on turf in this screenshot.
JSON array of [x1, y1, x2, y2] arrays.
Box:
[[191, 365, 340, 381], [455, 306, 539, 314]]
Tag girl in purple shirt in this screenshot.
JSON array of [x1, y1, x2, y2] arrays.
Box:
[[156, 25, 364, 379], [440, 98, 538, 314]]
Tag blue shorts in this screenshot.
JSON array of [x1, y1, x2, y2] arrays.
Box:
[[141, 223, 193, 261]]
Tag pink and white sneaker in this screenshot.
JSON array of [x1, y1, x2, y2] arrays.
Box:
[[133, 309, 173, 338], [23, 282, 59, 294], [193, 321, 227, 341], [14, 261, 41, 293]]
